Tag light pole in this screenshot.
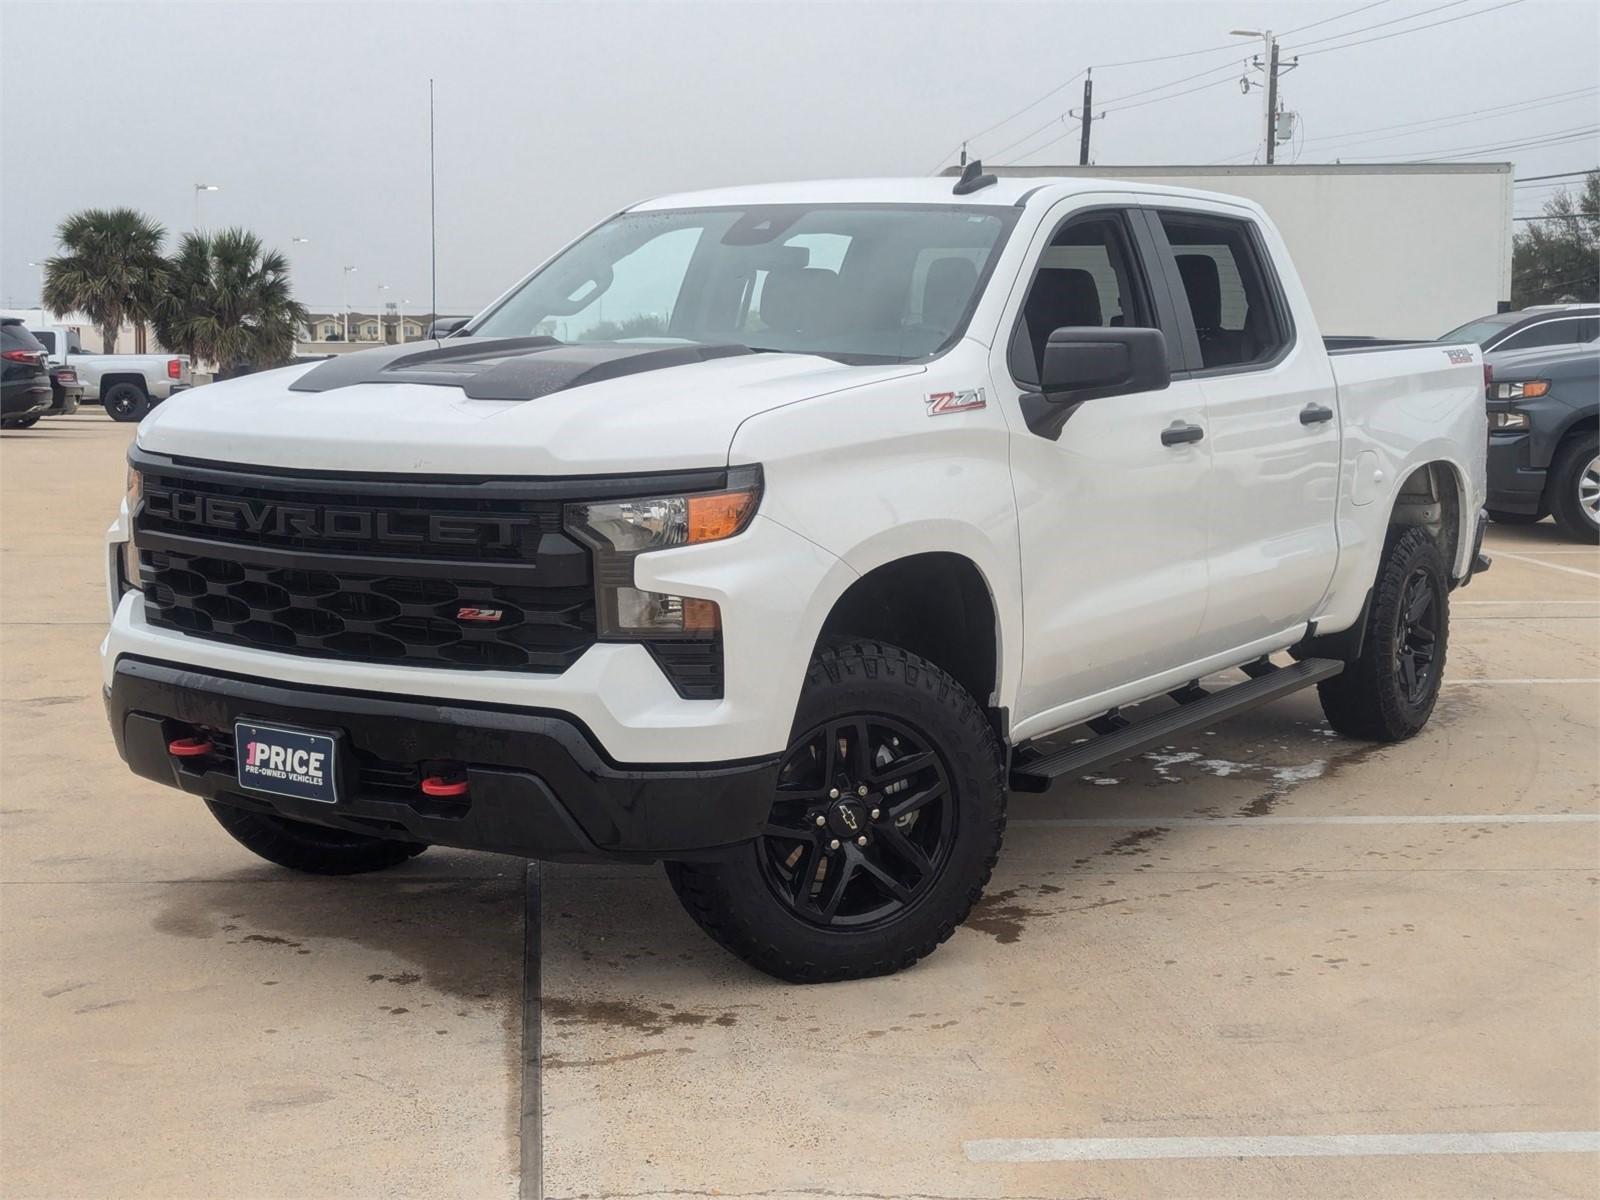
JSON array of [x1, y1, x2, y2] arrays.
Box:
[[26, 261, 45, 310], [193, 183, 219, 230], [400, 299, 411, 342], [342, 265, 358, 341], [1231, 29, 1295, 164], [287, 240, 310, 342]]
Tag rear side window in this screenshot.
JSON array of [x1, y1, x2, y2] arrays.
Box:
[[1497, 319, 1591, 352], [1156, 211, 1289, 371], [2, 322, 46, 352], [31, 330, 55, 354]]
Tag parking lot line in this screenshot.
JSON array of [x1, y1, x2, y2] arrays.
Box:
[[1456, 599, 1599, 605], [1493, 551, 1600, 580], [1008, 813, 1599, 827], [521, 863, 543, 1200], [964, 1131, 1600, 1162], [1444, 677, 1600, 685]]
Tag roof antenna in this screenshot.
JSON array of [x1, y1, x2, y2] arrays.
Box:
[[952, 157, 997, 196], [429, 77, 441, 338]]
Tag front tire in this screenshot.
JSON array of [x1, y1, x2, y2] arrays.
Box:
[[1317, 525, 1449, 742], [104, 382, 148, 422], [205, 800, 428, 875], [1547, 432, 1600, 543], [666, 640, 1005, 983]]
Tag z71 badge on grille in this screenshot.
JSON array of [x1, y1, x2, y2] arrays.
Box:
[[926, 387, 986, 415], [456, 607, 505, 623]]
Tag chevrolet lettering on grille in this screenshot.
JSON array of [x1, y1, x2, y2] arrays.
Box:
[[143, 487, 535, 550]]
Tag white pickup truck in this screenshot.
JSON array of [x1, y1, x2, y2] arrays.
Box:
[[103, 170, 1488, 982], [32, 326, 191, 421]]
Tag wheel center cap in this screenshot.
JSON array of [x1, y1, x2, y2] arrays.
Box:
[[827, 800, 869, 839]]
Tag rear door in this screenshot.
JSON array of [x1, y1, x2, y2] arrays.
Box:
[[998, 199, 1214, 735], [1147, 205, 1341, 659]]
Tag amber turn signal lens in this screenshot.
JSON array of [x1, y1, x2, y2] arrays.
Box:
[[682, 597, 721, 632], [1519, 380, 1550, 398], [686, 489, 758, 544]]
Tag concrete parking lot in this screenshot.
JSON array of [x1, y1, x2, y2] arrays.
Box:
[[3, 412, 1596, 1199]]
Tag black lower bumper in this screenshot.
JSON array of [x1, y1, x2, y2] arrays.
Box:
[[1487, 432, 1547, 516], [107, 656, 779, 863]]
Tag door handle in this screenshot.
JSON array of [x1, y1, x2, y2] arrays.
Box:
[[1161, 420, 1205, 446], [1299, 402, 1335, 425]]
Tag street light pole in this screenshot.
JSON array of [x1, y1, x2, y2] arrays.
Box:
[[26, 261, 45, 310], [193, 183, 219, 230], [342, 265, 357, 341], [1231, 29, 1279, 163]]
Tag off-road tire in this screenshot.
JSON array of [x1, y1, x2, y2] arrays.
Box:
[[104, 382, 148, 422], [1546, 431, 1600, 543], [1318, 525, 1449, 741], [665, 640, 1006, 983], [205, 800, 427, 875]]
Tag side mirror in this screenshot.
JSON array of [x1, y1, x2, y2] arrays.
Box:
[[1024, 326, 1171, 438], [427, 318, 468, 339]]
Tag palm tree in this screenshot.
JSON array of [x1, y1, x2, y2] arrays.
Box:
[[41, 208, 169, 354], [154, 229, 308, 375]]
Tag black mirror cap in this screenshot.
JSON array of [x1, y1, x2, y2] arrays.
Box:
[[1024, 326, 1171, 438], [427, 318, 469, 339]]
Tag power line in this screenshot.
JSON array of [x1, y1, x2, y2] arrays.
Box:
[[1340, 124, 1600, 162], [1291, 0, 1527, 58], [1301, 87, 1598, 147], [1282, 0, 1475, 50], [1515, 213, 1600, 220], [961, 69, 1087, 150], [1103, 74, 1242, 116], [994, 113, 1082, 162], [1516, 168, 1600, 182]]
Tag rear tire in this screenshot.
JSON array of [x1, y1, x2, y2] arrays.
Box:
[[205, 800, 428, 875], [104, 382, 148, 422], [1, 416, 39, 430], [666, 640, 1006, 983], [1546, 432, 1600, 543], [1317, 525, 1448, 742]]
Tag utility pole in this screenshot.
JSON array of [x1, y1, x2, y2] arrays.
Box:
[[1077, 70, 1094, 165], [1264, 37, 1280, 165]]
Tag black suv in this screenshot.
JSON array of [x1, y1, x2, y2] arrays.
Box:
[[2, 319, 52, 429], [1485, 342, 1600, 541], [1442, 305, 1599, 355]]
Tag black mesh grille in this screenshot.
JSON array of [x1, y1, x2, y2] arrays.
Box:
[[135, 464, 597, 673]]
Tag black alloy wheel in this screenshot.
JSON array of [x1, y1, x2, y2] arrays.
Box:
[[1394, 567, 1440, 706], [758, 714, 953, 929]]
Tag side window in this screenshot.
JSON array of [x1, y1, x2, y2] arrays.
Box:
[[1009, 212, 1150, 386], [1157, 211, 1288, 371], [1577, 318, 1599, 343], [1498, 320, 1576, 352]]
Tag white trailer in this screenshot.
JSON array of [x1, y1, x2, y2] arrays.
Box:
[[969, 163, 1513, 340]]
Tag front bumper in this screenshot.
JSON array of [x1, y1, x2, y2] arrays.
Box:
[[107, 656, 780, 863], [1486, 431, 1547, 515]]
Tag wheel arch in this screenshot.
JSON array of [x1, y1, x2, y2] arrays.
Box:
[[1388, 456, 1472, 582], [815, 549, 1007, 738], [99, 373, 149, 395]]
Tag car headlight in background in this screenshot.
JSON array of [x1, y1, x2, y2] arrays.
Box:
[[1488, 410, 1530, 431], [565, 466, 761, 638], [1493, 380, 1549, 401]]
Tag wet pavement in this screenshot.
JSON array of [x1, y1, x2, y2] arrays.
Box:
[[3, 414, 1596, 1198]]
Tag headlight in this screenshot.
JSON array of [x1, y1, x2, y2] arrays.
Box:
[[565, 467, 761, 638], [1494, 380, 1549, 400], [121, 466, 144, 593], [1488, 409, 1530, 431]]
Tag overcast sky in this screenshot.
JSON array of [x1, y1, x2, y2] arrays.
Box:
[[2, 0, 1595, 313]]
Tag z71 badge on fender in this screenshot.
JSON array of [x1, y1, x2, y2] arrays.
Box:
[[926, 387, 986, 415]]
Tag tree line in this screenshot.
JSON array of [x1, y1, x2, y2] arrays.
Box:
[[1511, 171, 1600, 308], [40, 208, 307, 371]]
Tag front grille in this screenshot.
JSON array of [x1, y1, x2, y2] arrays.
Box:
[[134, 459, 598, 674]]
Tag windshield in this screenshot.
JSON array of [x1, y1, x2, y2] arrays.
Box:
[[471, 203, 1018, 364], [1438, 316, 1516, 345]]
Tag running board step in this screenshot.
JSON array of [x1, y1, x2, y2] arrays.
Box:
[[1010, 657, 1345, 790]]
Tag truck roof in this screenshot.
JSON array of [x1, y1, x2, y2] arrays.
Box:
[[628, 175, 1260, 212]]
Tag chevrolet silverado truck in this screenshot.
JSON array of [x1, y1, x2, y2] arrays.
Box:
[[103, 168, 1489, 982], [32, 326, 191, 421]]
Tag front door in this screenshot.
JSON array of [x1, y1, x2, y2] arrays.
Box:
[[998, 202, 1213, 739]]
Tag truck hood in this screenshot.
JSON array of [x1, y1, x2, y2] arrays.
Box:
[[137, 340, 922, 474]]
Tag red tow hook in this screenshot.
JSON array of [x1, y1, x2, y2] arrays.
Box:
[[168, 735, 213, 758], [420, 774, 469, 798]]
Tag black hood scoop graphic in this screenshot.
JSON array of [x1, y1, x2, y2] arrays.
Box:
[[289, 336, 755, 401]]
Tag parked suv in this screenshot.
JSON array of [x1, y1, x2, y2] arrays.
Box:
[[2, 319, 52, 429], [1441, 304, 1599, 355], [104, 173, 1488, 981], [1485, 342, 1600, 540]]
